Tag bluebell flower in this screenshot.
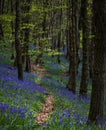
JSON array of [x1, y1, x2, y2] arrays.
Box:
[[1, 126, 6, 130], [10, 107, 18, 114]]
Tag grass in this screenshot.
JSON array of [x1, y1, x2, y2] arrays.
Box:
[[0, 47, 106, 130], [0, 50, 46, 129]]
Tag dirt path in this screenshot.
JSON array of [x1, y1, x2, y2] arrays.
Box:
[[31, 63, 54, 124], [31, 63, 49, 78], [36, 94, 54, 124]]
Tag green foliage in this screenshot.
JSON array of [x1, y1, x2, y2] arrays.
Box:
[[0, 14, 15, 22], [0, 0, 105, 129], [21, 23, 34, 30], [89, 34, 95, 39]]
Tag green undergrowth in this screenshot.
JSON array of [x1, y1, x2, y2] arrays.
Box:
[[0, 49, 46, 129], [32, 54, 103, 130], [0, 48, 105, 130]]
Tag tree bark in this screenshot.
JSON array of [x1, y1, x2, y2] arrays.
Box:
[[24, 0, 31, 72], [15, 0, 23, 80], [11, 0, 15, 60], [0, 0, 4, 40], [80, 0, 89, 96], [67, 0, 77, 93], [88, 0, 106, 126]]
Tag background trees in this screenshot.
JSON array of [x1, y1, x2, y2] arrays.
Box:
[[88, 0, 106, 125], [0, 0, 105, 127]]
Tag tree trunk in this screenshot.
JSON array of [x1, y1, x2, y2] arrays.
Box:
[[80, 0, 89, 96], [11, 0, 15, 60], [89, 4, 95, 79], [57, 0, 62, 64], [24, 29, 31, 72], [24, 0, 31, 72], [0, 0, 4, 40], [66, 0, 70, 60], [88, 0, 106, 126], [67, 0, 77, 93], [15, 0, 23, 80], [57, 32, 61, 64], [75, 0, 80, 75]]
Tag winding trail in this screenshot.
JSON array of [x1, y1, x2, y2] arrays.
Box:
[[31, 63, 54, 124]]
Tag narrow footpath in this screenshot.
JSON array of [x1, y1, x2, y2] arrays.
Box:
[[31, 63, 54, 124]]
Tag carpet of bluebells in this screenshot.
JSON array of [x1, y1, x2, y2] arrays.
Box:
[[0, 52, 106, 130], [38, 55, 106, 130], [0, 62, 46, 129]]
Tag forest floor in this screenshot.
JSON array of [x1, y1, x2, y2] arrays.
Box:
[[0, 50, 106, 130], [31, 63, 50, 78]]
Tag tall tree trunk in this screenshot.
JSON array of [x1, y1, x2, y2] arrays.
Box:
[[75, 0, 80, 74], [89, 3, 95, 79], [88, 0, 106, 126], [24, 29, 31, 72], [57, 0, 62, 64], [0, 0, 4, 40], [67, 0, 77, 93], [11, 0, 15, 60], [15, 0, 23, 80], [80, 0, 89, 96], [24, 0, 31, 72], [57, 32, 61, 64], [66, 0, 70, 59]]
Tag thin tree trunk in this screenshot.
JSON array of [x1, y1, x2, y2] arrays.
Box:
[[11, 0, 15, 60], [0, 0, 4, 40], [89, 4, 95, 79], [80, 0, 89, 96], [67, 0, 77, 93], [24, 0, 31, 72], [57, 0, 62, 64], [25, 30, 31, 72], [57, 32, 61, 64], [66, 0, 70, 59], [15, 0, 23, 80]]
